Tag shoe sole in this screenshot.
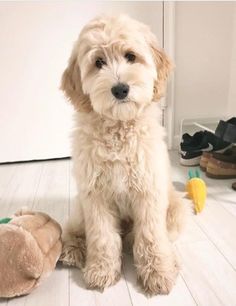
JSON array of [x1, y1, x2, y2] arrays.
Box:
[[200, 152, 213, 172], [206, 172, 236, 179], [188, 145, 233, 170], [206, 164, 236, 179], [200, 157, 208, 171], [180, 156, 201, 166]]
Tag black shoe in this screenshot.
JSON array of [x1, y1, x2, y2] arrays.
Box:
[[215, 117, 236, 143], [180, 131, 232, 166]]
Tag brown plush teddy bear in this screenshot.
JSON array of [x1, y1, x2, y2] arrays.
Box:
[[0, 209, 62, 298]]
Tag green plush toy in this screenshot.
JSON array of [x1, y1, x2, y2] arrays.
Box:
[[0, 217, 12, 224]]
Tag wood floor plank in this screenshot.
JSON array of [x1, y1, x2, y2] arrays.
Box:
[[19, 160, 70, 306], [220, 203, 236, 217], [177, 241, 236, 306], [171, 151, 236, 270], [123, 254, 197, 306], [176, 201, 207, 245], [204, 175, 236, 217], [193, 197, 236, 270], [0, 162, 43, 217], [93, 280, 133, 306], [0, 162, 43, 306], [0, 164, 16, 200], [32, 160, 70, 225], [70, 268, 133, 306]]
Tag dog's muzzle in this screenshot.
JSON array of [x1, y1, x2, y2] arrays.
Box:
[[111, 83, 129, 101]]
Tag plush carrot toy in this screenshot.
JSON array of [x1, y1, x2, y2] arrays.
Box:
[[186, 169, 207, 214]]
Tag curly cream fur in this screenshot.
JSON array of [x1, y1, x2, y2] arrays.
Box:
[[60, 15, 186, 295]]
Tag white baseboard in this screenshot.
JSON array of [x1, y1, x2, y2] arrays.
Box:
[[173, 135, 180, 150]]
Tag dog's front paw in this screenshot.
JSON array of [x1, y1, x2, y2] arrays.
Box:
[[59, 237, 86, 269], [83, 261, 121, 289], [137, 255, 179, 295]]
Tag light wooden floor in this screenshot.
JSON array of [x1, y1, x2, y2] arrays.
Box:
[[0, 151, 236, 306]]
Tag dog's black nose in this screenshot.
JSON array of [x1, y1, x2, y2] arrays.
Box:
[[111, 83, 129, 100]]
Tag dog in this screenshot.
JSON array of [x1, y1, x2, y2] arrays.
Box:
[[60, 14, 186, 295]]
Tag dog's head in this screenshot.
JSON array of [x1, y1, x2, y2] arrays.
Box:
[[61, 15, 172, 121]]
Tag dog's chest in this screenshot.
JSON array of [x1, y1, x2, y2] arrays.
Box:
[[93, 121, 147, 194], [97, 121, 137, 161]]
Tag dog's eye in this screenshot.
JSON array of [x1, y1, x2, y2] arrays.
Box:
[[125, 52, 136, 63], [95, 58, 106, 69]]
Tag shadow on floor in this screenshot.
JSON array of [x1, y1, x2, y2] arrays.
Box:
[[62, 252, 144, 295], [173, 181, 186, 192]]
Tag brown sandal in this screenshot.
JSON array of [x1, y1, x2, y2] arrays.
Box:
[[206, 147, 236, 179], [200, 152, 213, 171]]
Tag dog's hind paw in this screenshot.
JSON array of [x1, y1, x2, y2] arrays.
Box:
[[59, 237, 86, 269]]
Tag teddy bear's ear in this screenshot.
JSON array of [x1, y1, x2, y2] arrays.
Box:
[[146, 31, 173, 101], [60, 54, 92, 113]]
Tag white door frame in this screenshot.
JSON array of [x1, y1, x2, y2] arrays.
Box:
[[163, 1, 175, 149]]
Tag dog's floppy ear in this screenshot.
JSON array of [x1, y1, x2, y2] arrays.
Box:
[[147, 33, 173, 101], [60, 54, 92, 113]]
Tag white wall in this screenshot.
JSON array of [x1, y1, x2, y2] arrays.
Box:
[[174, 2, 236, 140], [228, 4, 236, 116], [0, 1, 163, 162]]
